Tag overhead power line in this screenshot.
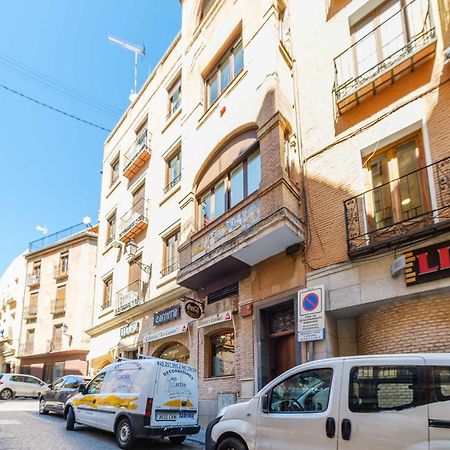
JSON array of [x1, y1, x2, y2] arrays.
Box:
[[0, 82, 112, 132], [0, 50, 121, 117]]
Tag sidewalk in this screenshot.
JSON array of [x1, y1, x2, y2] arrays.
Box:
[[187, 427, 206, 446]]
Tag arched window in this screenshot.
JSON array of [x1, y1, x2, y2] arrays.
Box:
[[157, 342, 189, 364], [209, 331, 235, 377]]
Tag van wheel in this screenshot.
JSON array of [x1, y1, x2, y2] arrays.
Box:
[[39, 398, 49, 415], [169, 436, 186, 445], [217, 436, 247, 450], [116, 418, 136, 449], [66, 407, 76, 431], [0, 388, 13, 400]]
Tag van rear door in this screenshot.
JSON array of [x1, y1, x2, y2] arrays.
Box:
[[152, 360, 199, 429], [339, 356, 428, 450]]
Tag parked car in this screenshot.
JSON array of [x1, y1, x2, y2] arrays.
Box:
[[39, 375, 90, 415], [206, 353, 450, 450], [64, 358, 200, 449], [0, 373, 49, 400]]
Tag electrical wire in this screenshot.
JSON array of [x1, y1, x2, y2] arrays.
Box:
[[0, 82, 112, 132]]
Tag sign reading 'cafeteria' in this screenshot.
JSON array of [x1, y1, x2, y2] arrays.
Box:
[[153, 304, 181, 326]]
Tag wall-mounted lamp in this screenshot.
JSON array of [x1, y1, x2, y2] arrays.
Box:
[[125, 241, 152, 275], [61, 323, 71, 337]]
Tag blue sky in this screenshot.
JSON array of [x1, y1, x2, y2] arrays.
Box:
[[0, 0, 181, 274]]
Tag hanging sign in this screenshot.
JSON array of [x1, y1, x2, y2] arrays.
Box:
[[120, 321, 140, 338], [153, 304, 181, 326], [297, 286, 325, 342], [185, 302, 202, 319], [143, 322, 189, 343], [197, 310, 232, 328]]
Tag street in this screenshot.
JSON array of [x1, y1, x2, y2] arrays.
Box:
[[0, 399, 204, 450]]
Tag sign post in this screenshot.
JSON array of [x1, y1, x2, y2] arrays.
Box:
[[297, 286, 325, 342]]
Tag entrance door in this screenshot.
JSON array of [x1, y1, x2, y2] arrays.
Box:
[[272, 334, 296, 378], [338, 356, 428, 450]]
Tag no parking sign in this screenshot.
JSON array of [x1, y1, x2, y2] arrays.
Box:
[[298, 286, 325, 342]]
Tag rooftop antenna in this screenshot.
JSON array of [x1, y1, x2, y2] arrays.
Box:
[[36, 225, 48, 235], [108, 35, 145, 102]]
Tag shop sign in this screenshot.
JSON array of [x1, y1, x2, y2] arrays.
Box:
[[197, 310, 232, 328], [405, 240, 450, 286], [153, 304, 181, 326], [297, 286, 325, 342], [185, 302, 202, 319], [120, 321, 140, 338], [143, 323, 189, 343]]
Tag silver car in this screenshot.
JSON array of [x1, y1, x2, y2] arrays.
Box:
[[0, 373, 49, 400]]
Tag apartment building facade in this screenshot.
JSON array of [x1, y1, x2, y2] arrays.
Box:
[[88, 0, 305, 425], [0, 252, 27, 373], [18, 224, 97, 382], [289, 0, 450, 359]]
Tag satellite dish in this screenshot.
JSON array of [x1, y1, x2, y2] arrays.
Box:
[[82, 216, 92, 225]]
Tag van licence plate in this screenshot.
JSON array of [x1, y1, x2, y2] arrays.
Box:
[[156, 412, 177, 421], [179, 411, 195, 419]]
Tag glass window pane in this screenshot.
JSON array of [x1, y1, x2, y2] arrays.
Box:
[[214, 180, 226, 219], [230, 164, 244, 207], [221, 58, 231, 91], [247, 151, 261, 195], [211, 332, 235, 377], [234, 43, 244, 77], [169, 153, 181, 183], [208, 75, 218, 106], [200, 192, 212, 227], [379, 0, 405, 60], [354, 18, 378, 77], [435, 366, 450, 401], [369, 156, 392, 230], [270, 368, 333, 413]]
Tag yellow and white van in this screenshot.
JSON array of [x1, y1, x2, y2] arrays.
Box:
[[206, 353, 450, 450], [65, 358, 200, 449]]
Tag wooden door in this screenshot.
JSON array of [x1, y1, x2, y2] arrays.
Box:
[[271, 333, 296, 379]]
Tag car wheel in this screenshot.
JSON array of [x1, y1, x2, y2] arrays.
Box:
[[169, 435, 186, 445], [115, 418, 136, 449], [217, 436, 247, 450], [39, 398, 49, 415], [66, 406, 76, 431], [0, 388, 13, 400]]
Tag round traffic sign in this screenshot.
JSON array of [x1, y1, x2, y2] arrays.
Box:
[[302, 292, 319, 312]]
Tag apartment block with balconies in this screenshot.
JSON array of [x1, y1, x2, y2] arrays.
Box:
[[289, 0, 450, 361], [18, 223, 97, 382]]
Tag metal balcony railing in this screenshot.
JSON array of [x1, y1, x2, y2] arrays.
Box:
[[27, 274, 40, 287], [51, 301, 66, 315], [48, 338, 62, 352], [163, 173, 182, 194], [115, 280, 146, 315], [54, 265, 69, 280], [23, 305, 38, 319], [123, 129, 152, 174], [334, 0, 435, 102], [119, 198, 148, 238], [29, 222, 88, 252], [344, 156, 450, 255], [19, 344, 34, 355], [101, 299, 112, 310], [161, 260, 179, 277]]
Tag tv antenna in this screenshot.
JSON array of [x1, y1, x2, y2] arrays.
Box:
[[108, 35, 145, 101]]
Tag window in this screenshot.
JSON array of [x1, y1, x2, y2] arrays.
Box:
[[168, 77, 181, 118], [210, 331, 235, 377], [52, 377, 65, 390], [102, 276, 113, 309], [269, 368, 333, 412], [199, 150, 260, 227], [59, 252, 69, 273], [24, 376, 42, 385], [52, 325, 62, 351], [434, 366, 450, 402], [63, 376, 80, 389], [364, 133, 428, 232], [87, 372, 105, 395], [158, 343, 190, 364], [32, 261, 41, 277], [25, 329, 34, 352], [110, 156, 119, 186], [162, 230, 180, 276], [54, 285, 66, 314], [106, 212, 116, 245], [164, 151, 182, 193], [206, 37, 244, 108], [349, 365, 422, 412]]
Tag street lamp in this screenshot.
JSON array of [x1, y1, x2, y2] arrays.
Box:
[[125, 241, 152, 275]]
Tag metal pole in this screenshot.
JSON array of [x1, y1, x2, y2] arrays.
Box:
[[134, 51, 138, 94]]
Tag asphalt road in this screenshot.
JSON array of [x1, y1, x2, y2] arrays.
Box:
[[0, 399, 204, 450]]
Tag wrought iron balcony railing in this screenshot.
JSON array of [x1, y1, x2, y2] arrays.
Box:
[[163, 173, 182, 194], [161, 260, 179, 277], [123, 129, 152, 178], [344, 156, 450, 255], [115, 280, 146, 315], [29, 222, 88, 252], [23, 305, 38, 319], [101, 299, 112, 310], [27, 274, 40, 287], [51, 301, 66, 316], [54, 265, 69, 280], [119, 198, 148, 240], [334, 0, 435, 105]]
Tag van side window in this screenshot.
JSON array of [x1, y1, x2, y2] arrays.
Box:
[[269, 368, 333, 413], [87, 373, 106, 395], [349, 366, 420, 413], [434, 366, 450, 402]]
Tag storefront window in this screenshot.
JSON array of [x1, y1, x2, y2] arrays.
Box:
[[158, 343, 189, 364], [210, 331, 235, 377]]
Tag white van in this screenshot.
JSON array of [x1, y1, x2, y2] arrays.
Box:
[[206, 353, 450, 450], [64, 358, 200, 449]]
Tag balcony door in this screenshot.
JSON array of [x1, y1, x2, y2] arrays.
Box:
[[364, 133, 430, 233]]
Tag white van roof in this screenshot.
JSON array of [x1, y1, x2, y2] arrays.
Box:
[[100, 358, 198, 373]]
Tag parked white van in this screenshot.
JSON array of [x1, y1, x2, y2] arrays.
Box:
[[206, 354, 450, 450], [64, 358, 200, 449]]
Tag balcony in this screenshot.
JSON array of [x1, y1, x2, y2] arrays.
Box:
[[23, 305, 38, 320], [51, 301, 65, 316], [163, 173, 182, 194], [161, 260, 179, 277], [54, 265, 69, 281], [115, 280, 147, 315], [178, 183, 304, 290], [333, 0, 436, 114], [19, 344, 34, 355], [27, 274, 40, 288], [47, 338, 62, 352], [118, 198, 148, 243], [344, 156, 450, 256], [123, 130, 152, 179]]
